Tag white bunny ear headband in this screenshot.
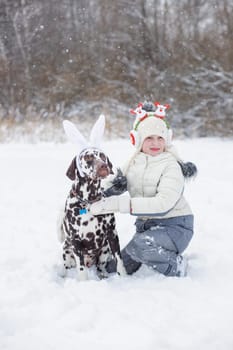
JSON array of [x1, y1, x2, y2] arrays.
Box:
[[63, 114, 105, 177]]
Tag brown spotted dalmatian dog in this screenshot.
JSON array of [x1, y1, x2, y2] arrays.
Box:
[[59, 147, 126, 280]]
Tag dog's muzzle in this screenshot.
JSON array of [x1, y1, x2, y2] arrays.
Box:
[[96, 161, 110, 179]]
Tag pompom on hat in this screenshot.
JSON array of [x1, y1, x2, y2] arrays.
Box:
[[129, 101, 173, 151]]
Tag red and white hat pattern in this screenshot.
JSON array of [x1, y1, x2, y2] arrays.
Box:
[[129, 101, 172, 148]]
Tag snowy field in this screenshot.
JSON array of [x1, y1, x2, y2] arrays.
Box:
[[0, 137, 233, 350]]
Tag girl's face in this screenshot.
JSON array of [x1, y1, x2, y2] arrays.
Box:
[[141, 135, 166, 156]]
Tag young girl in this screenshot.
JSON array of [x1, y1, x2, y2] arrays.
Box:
[[90, 101, 195, 277]]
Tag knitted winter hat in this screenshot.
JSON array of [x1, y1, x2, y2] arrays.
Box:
[[123, 101, 197, 179], [129, 101, 172, 151]]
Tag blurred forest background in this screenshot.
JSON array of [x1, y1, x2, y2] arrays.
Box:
[[0, 0, 233, 141]]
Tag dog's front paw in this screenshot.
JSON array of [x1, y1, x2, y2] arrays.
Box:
[[78, 267, 88, 281], [97, 270, 109, 280], [57, 264, 67, 278], [65, 255, 76, 268], [116, 260, 127, 277]]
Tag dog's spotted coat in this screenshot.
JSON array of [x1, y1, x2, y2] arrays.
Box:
[[59, 148, 126, 280]]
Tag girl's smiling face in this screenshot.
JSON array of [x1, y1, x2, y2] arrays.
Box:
[[141, 135, 166, 156]]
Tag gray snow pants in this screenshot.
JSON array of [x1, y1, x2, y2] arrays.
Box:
[[107, 215, 194, 277]]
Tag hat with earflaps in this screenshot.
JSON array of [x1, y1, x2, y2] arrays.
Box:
[[129, 101, 173, 151], [124, 101, 198, 179]]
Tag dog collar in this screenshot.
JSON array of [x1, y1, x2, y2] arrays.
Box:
[[71, 188, 101, 215], [79, 208, 88, 215], [71, 189, 89, 214]]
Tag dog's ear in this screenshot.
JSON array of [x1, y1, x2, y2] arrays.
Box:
[[66, 157, 77, 180], [107, 157, 114, 174]]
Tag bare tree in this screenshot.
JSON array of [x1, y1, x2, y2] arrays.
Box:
[[0, 0, 232, 136]]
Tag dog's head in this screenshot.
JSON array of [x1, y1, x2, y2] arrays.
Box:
[[66, 148, 114, 181]]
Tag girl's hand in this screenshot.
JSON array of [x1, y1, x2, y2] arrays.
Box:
[[90, 194, 130, 215]]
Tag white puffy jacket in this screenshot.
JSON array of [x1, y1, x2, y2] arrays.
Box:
[[123, 151, 192, 219]]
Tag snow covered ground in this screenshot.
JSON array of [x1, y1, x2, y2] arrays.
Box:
[[0, 137, 233, 350]]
